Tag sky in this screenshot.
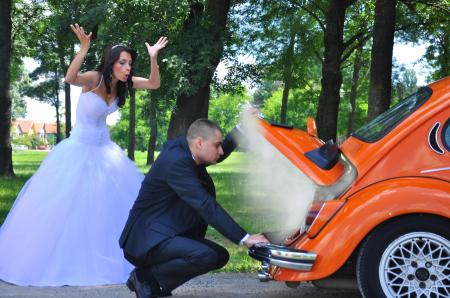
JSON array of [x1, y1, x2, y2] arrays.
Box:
[[22, 42, 432, 125]]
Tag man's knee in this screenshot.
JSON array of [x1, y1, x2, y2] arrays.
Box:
[[190, 248, 229, 272], [214, 247, 229, 269]]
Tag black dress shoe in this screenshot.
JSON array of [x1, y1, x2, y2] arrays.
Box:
[[159, 289, 172, 297], [126, 269, 154, 298]]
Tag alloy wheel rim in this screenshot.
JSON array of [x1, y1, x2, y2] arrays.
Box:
[[379, 232, 450, 297]]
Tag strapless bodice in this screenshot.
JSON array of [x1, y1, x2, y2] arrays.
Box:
[[70, 91, 118, 146]]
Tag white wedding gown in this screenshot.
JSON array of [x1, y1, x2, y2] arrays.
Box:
[[0, 89, 144, 286]]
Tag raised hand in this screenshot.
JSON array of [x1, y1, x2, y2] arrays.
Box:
[[70, 23, 92, 51], [145, 37, 168, 59]]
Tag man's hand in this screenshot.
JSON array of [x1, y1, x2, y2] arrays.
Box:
[[244, 234, 270, 248]]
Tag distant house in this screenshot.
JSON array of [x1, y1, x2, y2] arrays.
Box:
[[14, 119, 33, 136], [12, 119, 58, 146], [43, 123, 58, 143]]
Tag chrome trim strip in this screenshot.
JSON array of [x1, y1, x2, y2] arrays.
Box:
[[270, 249, 317, 261], [249, 244, 317, 272], [269, 258, 315, 271], [420, 167, 450, 174]]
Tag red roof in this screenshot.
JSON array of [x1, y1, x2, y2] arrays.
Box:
[[44, 123, 57, 134], [34, 122, 45, 131], [16, 120, 33, 134], [12, 119, 58, 135]]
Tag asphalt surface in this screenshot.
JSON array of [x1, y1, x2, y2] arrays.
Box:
[[0, 273, 362, 298]]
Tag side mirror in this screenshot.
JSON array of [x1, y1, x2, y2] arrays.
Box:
[[307, 117, 317, 137]]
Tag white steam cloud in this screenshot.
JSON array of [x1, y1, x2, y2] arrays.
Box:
[[238, 111, 317, 244]]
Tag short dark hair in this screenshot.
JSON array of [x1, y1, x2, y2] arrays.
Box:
[[187, 119, 222, 141]]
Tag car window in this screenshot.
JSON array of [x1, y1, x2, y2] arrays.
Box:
[[353, 87, 433, 143], [443, 118, 450, 151]]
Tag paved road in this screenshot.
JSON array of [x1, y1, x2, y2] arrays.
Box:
[[0, 273, 362, 298]]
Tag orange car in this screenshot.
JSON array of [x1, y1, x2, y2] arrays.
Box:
[[249, 76, 450, 297]]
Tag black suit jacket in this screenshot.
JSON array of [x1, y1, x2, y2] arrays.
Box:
[[119, 129, 247, 261]]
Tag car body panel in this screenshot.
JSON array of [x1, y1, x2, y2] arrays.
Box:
[[250, 76, 450, 285], [341, 77, 450, 197], [257, 120, 345, 186], [273, 177, 450, 281]]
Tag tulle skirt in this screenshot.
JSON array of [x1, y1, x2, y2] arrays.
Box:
[[0, 136, 144, 286]]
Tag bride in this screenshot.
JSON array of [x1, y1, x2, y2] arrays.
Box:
[[0, 24, 167, 286]]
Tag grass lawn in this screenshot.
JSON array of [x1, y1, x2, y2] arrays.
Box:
[[0, 150, 278, 272]]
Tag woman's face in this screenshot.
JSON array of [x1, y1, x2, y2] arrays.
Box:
[[112, 51, 132, 82]]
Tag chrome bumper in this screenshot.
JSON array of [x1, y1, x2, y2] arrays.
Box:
[[249, 244, 317, 272]]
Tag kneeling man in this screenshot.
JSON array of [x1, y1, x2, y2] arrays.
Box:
[[119, 118, 269, 298]]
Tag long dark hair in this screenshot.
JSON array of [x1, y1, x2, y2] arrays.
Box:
[[95, 45, 137, 107]]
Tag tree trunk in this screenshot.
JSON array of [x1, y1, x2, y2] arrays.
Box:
[[168, 85, 211, 139], [316, 0, 354, 142], [167, 0, 231, 139], [147, 95, 158, 165], [127, 89, 136, 161], [54, 69, 62, 143], [440, 28, 449, 77], [55, 101, 62, 143], [57, 36, 72, 138], [347, 43, 363, 137], [0, 0, 14, 177], [367, 0, 396, 121], [280, 26, 295, 124], [63, 82, 71, 137]]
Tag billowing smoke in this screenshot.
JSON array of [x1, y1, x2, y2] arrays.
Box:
[[239, 111, 316, 243]]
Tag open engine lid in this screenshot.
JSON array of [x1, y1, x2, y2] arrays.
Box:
[[256, 119, 345, 186]]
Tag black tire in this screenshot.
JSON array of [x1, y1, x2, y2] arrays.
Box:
[[356, 214, 450, 298]]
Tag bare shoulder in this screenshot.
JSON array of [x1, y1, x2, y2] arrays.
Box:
[[80, 71, 102, 93]]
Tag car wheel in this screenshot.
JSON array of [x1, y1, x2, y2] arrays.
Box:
[[356, 215, 450, 298]]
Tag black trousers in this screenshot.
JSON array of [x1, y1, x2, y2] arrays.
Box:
[[132, 236, 230, 293]]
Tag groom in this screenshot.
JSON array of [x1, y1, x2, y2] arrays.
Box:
[[119, 118, 269, 298]]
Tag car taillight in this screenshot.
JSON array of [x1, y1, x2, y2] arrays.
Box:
[[305, 200, 345, 238], [284, 200, 346, 246]]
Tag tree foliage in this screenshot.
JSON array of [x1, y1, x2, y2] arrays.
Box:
[[11, 64, 30, 119], [5, 0, 450, 163], [209, 89, 251, 133]]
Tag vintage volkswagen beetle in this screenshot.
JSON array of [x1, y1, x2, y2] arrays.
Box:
[[249, 76, 450, 298]]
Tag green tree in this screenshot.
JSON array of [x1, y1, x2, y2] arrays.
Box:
[[262, 85, 320, 129], [367, 0, 397, 121], [367, 0, 449, 120], [209, 90, 251, 133], [9, 0, 47, 124], [425, 24, 449, 80], [23, 14, 63, 142], [252, 80, 283, 107], [110, 91, 150, 152], [230, 1, 323, 125], [102, 0, 186, 160], [47, 0, 109, 138], [313, 0, 355, 141], [25, 64, 64, 142], [167, 1, 234, 139], [232, 0, 379, 141], [11, 64, 30, 120], [340, 41, 371, 137], [392, 64, 418, 103]]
